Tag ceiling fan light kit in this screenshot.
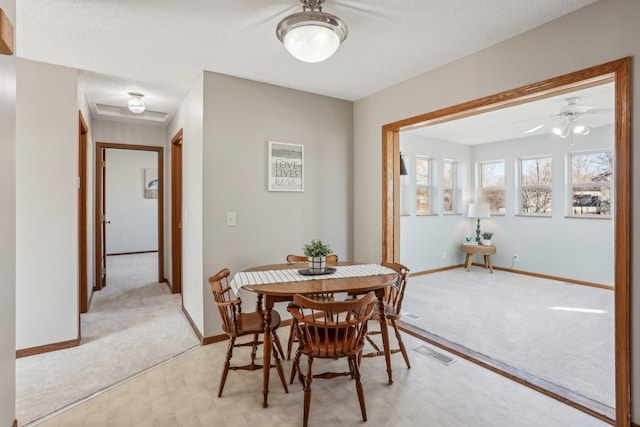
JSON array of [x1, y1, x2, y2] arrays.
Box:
[[548, 97, 597, 138], [277, 0, 347, 63], [127, 92, 145, 114]]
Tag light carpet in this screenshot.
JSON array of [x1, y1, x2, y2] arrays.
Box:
[[401, 267, 615, 407], [15, 253, 200, 426]]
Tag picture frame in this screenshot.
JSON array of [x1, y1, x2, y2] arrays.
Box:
[[268, 141, 304, 192], [144, 168, 158, 199]]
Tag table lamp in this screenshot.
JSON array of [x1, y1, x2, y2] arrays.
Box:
[[468, 203, 490, 243]]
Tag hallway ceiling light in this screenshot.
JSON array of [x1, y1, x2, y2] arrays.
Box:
[[276, 0, 347, 63], [127, 92, 145, 114]]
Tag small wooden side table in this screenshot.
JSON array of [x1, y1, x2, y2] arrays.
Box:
[[461, 244, 496, 273]]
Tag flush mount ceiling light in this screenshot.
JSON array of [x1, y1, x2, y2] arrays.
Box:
[[127, 92, 145, 114], [276, 0, 347, 63]]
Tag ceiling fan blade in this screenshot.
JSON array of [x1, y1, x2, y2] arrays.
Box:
[[523, 124, 545, 134], [583, 107, 613, 115], [511, 114, 556, 125]]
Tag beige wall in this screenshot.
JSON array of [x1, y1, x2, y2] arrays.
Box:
[[0, 0, 16, 423], [353, 0, 639, 420], [16, 59, 79, 350], [200, 72, 353, 336]]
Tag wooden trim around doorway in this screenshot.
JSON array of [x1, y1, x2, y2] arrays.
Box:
[[94, 142, 165, 289], [381, 57, 631, 426], [170, 129, 183, 294], [78, 111, 89, 317]]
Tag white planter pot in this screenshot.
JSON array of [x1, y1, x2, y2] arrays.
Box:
[[481, 239, 492, 246], [308, 256, 326, 273]]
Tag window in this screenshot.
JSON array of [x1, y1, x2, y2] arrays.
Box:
[[442, 160, 457, 213], [519, 156, 552, 214], [480, 160, 505, 214], [569, 151, 612, 216], [416, 156, 431, 215]]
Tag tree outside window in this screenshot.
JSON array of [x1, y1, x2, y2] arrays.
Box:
[[480, 160, 505, 214], [443, 160, 456, 213], [520, 157, 552, 214], [416, 156, 431, 215], [570, 151, 612, 216]]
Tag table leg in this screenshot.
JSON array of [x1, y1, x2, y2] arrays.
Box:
[[262, 302, 273, 408], [488, 255, 494, 273], [465, 254, 472, 272], [376, 291, 393, 384]]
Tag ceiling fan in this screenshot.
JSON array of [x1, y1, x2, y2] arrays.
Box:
[[522, 96, 611, 138]]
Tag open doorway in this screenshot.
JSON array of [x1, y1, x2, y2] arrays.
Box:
[[94, 142, 164, 291], [382, 58, 630, 425]]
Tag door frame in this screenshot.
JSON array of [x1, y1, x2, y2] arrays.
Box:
[[78, 111, 89, 316], [381, 58, 631, 426], [170, 129, 183, 294], [94, 142, 165, 289]]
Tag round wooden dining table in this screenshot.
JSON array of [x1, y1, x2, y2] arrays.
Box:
[[240, 262, 398, 408]]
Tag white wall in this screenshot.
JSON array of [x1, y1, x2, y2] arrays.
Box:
[[0, 0, 16, 423], [166, 73, 204, 335], [400, 134, 472, 271], [16, 59, 79, 349], [200, 72, 353, 337], [353, 0, 639, 420], [93, 119, 166, 147], [105, 149, 158, 254], [400, 126, 615, 286]]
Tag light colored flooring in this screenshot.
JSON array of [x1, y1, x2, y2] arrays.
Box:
[[17, 253, 199, 426], [34, 312, 608, 425], [401, 267, 615, 407]]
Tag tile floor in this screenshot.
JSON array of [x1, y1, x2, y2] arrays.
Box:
[[33, 328, 608, 427]]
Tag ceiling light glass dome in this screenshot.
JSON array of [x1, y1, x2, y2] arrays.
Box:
[[277, 1, 347, 63]]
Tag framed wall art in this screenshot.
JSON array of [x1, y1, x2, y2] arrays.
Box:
[[268, 141, 304, 192], [144, 168, 158, 199]]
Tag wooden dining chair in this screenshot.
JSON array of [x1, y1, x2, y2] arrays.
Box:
[[208, 268, 288, 398], [285, 254, 339, 359], [286, 254, 339, 263], [287, 292, 377, 427], [360, 261, 411, 368]]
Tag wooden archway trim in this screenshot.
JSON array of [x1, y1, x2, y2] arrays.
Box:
[[381, 57, 631, 426]]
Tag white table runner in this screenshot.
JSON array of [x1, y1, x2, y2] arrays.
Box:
[[229, 264, 396, 294]]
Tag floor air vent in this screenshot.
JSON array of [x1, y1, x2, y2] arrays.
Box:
[[414, 345, 456, 365], [402, 312, 421, 320]]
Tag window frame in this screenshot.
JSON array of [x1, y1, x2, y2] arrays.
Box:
[[479, 159, 506, 215], [567, 149, 613, 218], [442, 159, 458, 214], [518, 155, 553, 216], [415, 155, 432, 216]]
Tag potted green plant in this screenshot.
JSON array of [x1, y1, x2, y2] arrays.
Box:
[[481, 231, 493, 246], [303, 239, 332, 273]]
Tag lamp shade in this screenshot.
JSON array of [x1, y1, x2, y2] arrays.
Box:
[[399, 152, 408, 176], [468, 203, 490, 218]]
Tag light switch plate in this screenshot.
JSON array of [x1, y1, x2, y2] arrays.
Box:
[[226, 211, 237, 226]]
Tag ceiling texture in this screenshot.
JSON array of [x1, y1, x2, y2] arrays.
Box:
[[16, 0, 598, 127]]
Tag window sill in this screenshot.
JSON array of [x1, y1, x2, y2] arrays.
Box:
[[564, 215, 612, 220], [416, 213, 438, 217], [515, 214, 552, 218], [443, 212, 462, 216]]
